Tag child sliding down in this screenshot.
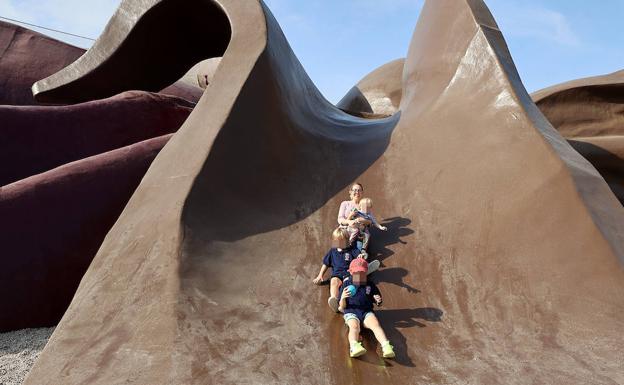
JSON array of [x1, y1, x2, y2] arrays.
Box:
[[339, 258, 395, 359], [313, 228, 380, 312]]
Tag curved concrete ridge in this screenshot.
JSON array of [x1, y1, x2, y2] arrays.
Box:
[[531, 69, 624, 104], [531, 70, 624, 206], [0, 20, 84, 105], [0, 91, 193, 186], [531, 70, 624, 138], [337, 58, 404, 117], [32, 0, 231, 104], [0, 134, 172, 332], [24, 0, 624, 384]]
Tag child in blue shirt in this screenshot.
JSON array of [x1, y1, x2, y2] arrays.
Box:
[[313, 228, 361, 312], [339, 258, 395, 359]]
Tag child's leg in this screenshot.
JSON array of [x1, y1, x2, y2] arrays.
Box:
[[346, 318, 361, 343], [344, 314, 366, 357], [329, 277, 342, 299], [362, 313, 389, 344], [348, 227, 359, 246], [364, 314, 395, 358], [361, 231, 370, 251]]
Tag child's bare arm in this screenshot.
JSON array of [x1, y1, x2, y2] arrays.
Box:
[[374, 222, 387, 231], [370, 214, 387, 231], [313, 264, 328, 285]]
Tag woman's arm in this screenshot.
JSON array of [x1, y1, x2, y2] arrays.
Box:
[[337, 202, 352, 226]]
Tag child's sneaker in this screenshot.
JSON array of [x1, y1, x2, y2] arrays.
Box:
[[328, 296, 339, 313], [349, 341, 367, 358], [381, 341, 395, 359]]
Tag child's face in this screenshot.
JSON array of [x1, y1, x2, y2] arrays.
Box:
[[352, 272, 367, 285], [332, 236, 348, 249]]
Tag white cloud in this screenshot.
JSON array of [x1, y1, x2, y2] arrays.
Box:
[[489, 2, 580, 47]]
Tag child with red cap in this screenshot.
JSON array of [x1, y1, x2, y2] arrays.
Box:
[[339, 258, 395, 359]]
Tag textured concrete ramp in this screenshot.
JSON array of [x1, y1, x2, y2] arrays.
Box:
[[25, 0, 624, 384]]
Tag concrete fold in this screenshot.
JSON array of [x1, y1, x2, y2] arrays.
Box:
[[0, 20, 84, 105], [0, 91, 193, 186], [337, 58, 404, 117], [532, 70, 624, 205], [0, 134, 172, 332], [23, 0, 624, 384]]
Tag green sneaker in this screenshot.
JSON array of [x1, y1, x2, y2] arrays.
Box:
[[381, 342, 395, 359], [350, 341, 367, 358]]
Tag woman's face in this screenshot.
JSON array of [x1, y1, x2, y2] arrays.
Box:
[[350, 184, 363, 201]]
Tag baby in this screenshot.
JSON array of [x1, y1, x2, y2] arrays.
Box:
[[346, 197, 387, 259]]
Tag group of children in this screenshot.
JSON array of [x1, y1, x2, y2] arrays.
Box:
[[312, 183, 396, 359]]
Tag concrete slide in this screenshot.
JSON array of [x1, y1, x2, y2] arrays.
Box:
[[16, 0, 624, 384]]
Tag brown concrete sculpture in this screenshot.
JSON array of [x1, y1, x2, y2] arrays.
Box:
[[0, 91, 193, 331], [13, 0, 624, 384], [0, 20, 84, 105], [0, 20, 205, 332], [340, 59, 624, 206], [532, 71, 624, 205]]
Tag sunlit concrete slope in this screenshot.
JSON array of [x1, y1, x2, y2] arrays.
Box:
[[25, 0, 624, 384]]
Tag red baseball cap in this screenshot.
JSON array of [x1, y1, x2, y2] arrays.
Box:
[[349, 258, 368, 274]]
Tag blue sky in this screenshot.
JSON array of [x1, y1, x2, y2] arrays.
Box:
[[1, 0, 623, 103]]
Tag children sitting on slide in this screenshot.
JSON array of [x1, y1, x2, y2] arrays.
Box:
[[339, 258, 395, 358], [345, 197, 387, 259], [313, 228, 380, 312]]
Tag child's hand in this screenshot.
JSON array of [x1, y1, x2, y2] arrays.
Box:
[[373, 294, 382, 305], [342, 287, 353, 298], [379, 225, 387, 231], [312, 275, 323, 285]]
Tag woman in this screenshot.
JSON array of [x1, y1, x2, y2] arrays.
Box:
[[337, 183, 372, 251]]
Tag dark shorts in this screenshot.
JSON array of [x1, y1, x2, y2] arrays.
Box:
[[331, 272, 349, 281], [343, 309, 375, 324]]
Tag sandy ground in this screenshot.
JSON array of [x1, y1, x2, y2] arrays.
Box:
[[0, 327, 54, 385]]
